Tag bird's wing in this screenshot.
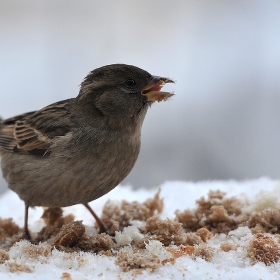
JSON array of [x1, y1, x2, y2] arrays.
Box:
[[0, 99, 72, 156]]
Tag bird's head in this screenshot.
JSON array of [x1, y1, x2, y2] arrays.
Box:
[[77, 64, 174, 127]]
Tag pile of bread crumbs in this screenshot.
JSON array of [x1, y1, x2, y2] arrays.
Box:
[[1, 187, 280, 275]]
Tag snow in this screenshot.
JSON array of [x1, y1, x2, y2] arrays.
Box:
[[1, 177, 280, 279], [115, 226, 144, 247]]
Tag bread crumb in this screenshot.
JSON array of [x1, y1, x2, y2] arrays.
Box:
[[206, 205, 236, 233], [196, 228, 211, 242], [162, 257, 175, 265], [41, 207, 74, 227], [9, 240, 51, 261], [193, 243, 214, 262], [185, 232, 203, 245], [52, 221, 85, 248], [100, 250, 112, 256], [247, 209, 280, 234], [0, 249, 9, 263], [7, 262, 33, 273], [101, 189, 163, 233], [36, 208, 75, 243], [162, 245, 194, 265], [143, 216, 185, 246], [167, 245, 195, 258], [77, 232, 114, 253], [220, 242, 238, 252], [248, 233, 280, 265], [174, 209, 198, 232], [0, 218, 21, 249], [36, 226, 61, 243], [42, 207, 63, 227], [61, 272, 72, 279], [115, 248, 160, 272], [175, 190, 244, 234], [0, 218, 21, 238]]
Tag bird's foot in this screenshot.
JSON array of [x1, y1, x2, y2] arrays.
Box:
[[21, 229, 31, 241]]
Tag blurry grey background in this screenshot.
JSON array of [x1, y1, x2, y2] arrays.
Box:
[[1, 1, 280, 195]]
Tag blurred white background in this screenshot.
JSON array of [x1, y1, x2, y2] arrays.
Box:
[[1, 1, 280, 194]]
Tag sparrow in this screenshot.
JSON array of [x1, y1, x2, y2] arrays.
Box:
[[0, 64, 174, 239]]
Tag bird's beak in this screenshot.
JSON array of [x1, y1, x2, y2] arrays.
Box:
[[141, 76, 175, 102]]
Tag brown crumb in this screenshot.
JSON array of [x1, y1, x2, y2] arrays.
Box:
[[100, 250, 112, 256], [132, 269, 143, 276], [249, 224, 265, 234], [196, 190, 225, 214], [175, 209, 199, 232], [0, 218, 21, 249], [59, 251, 86, 266], [167, 245, 195, 258], [0, 218, 21, 238], [0, 249, 9, 263], [52, 221, 85, 248], [133, 236, 159, 249], [20, 242, 51, 259], [220, 242, 238, 252], [176, 190, 243, 234], [206, 205, 237, 233], [42, 207, 63, 227], [196, 228, 211, 243], [193, 243, 214, 262], [101, 189, 163, 233], [61, 272, 72, 280], [247, 209, 280, 234], [162, 245, 194, 265], [35, 226, 61, 243], [185, 232, 203, 246], [142, 188, 164, 218], [143, 216, 185, 246], [77, 233, 114, 253], [41, 207, 75, 227], [7, 262, 33, 273], [115, 248, 160, 272], [248, 233, 280, 265], [162, 257, 175, 265], [36, 207, 75, 243]]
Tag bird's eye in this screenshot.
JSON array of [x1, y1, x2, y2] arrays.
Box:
[[125, 79, 137, 88]]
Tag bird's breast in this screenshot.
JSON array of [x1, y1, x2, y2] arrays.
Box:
[[48, 128, 141, 204]]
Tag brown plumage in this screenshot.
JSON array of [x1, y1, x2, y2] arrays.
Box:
[[0, 64, 174, 239]]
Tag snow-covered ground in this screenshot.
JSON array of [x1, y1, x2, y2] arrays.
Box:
[[1, 178, 280, 279]]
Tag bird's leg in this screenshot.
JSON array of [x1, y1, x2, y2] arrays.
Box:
[[23, 203, 31, 240], [84, 203, 108, 234]]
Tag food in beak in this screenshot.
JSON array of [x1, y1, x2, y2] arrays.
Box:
[[142, 76, 175, 102]]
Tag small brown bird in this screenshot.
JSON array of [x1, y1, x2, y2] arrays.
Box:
[[0, 64, 174, 239]]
